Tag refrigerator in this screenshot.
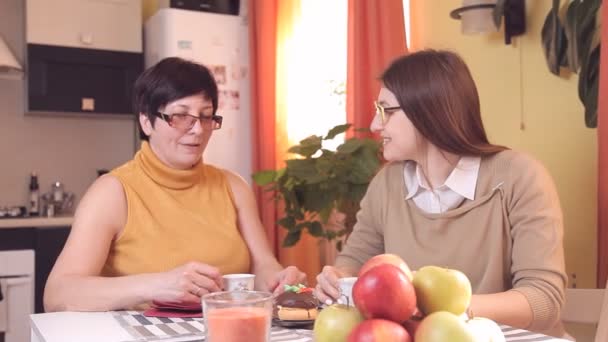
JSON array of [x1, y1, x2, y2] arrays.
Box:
[[144, 5, 252, 181]]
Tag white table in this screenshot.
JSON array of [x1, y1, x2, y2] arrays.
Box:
[[30, 311, 566, 342]]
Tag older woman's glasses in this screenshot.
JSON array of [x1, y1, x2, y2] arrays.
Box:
[[154, 112, 223, 131], [374, 101, 401, 124]]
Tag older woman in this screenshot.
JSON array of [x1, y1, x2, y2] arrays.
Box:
[[44, 57, 305, 312], [314, 50, 567, 338]]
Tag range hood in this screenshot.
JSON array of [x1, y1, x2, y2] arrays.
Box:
[[0, 35, 23, 80]]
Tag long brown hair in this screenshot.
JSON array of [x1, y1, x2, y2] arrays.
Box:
[[381, 49, 507, 156]]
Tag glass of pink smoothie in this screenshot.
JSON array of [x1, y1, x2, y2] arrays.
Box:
[[202, 291, 273, 342]]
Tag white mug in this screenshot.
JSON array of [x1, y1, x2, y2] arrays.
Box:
[[337, 277, 358, 306], [222, 273, 255, 291]]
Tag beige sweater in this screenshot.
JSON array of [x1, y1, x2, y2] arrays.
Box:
[[336, 150, 567, 336]]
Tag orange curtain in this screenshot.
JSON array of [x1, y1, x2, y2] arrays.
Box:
[[346, 0, 408, 136], [598, 2, 608, 288], [249, 0, 321, 285], [250, 0, 279, 253]]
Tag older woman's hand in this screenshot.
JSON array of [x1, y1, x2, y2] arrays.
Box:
[[155, 262, 223, 304]]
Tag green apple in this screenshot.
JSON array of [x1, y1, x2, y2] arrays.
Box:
[[412, 266, 472, 315], [415, 311, 476, 342], [314, 304, 364, 342], [466, 317, 506, 342]]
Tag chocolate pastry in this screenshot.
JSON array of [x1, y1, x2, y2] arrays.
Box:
[[275, 284, 319, 321]]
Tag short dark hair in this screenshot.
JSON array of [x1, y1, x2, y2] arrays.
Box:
[[381, 49, 506, 156], [133, 57, 218, 141]]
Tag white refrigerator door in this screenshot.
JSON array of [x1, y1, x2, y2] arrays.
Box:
[[145, 9, 252, 182]]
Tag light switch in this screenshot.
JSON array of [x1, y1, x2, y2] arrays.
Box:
[[82, 98, 95, 111]]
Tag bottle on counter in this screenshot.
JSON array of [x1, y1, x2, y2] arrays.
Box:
[[29, 172, 40, 216]]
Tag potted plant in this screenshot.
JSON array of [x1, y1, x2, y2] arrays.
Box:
[[253, 124, 381, 251]]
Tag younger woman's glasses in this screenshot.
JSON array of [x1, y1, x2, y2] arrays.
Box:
[[374, 101, 401, 124], [154, 112, 223, 131]]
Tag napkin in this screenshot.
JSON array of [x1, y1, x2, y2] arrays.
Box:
[[143, 307, 202, 318], [143, 300, 203, 318]]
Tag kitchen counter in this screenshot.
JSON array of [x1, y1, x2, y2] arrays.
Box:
[[0, 216, 73, 228]]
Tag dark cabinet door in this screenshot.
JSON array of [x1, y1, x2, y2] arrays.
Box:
[[0, 228, 36, 250], [27, 44, 143, 115], [34, 226, 70, 313]]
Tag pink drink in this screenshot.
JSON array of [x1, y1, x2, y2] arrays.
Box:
[[203, 291, 273, 342], [206, 307, 270, 342]]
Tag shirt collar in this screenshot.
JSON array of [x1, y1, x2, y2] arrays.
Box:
[[444, 156, 481, 200], [403, 161, 420, 200], [403, 156, 481, 200]]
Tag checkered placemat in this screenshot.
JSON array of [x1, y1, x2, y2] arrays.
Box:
[[112, 311, 313, 342], [500, 325, 566, 341], [112, 311, 563, 342]]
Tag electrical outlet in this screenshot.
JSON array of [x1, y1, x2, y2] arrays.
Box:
[[570, 273, 577, 288]]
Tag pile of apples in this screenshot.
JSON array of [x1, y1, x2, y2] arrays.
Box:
[[313, 254, 505, 342]]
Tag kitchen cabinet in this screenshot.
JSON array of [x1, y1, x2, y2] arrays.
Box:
[[0, 226, 70, 313], [34, 227, 70, 313], [26, 0, 142, 53], [24, 0, 143, 116]]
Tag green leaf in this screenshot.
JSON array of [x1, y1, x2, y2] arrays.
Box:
[[283, 230, 302, 247], [348, 146, 381, 184], [324, 124, 351, 140], [275, 168, 287, 181], [308, 221, 324, 237], [300, 186, 334, 212], [295, 222, 310, 232], [252, 170, 276, 186], [286, 159, 318, 180], [314, 155, 334, 176], [278, 216, 296, 231], [337, 138, 364, 154], [288, 135, 322, 157]]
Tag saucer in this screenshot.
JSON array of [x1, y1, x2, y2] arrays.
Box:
[[272, 317, 315, 328]]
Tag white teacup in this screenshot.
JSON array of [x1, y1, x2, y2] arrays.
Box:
[[337, 277, 357, 306], [222, 273, 255, 291]]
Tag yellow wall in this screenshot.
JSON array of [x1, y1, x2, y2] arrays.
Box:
[[411, 0, 597, 288]]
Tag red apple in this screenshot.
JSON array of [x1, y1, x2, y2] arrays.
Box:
[[353, 264, 417, 323], [347, 319, 411, 342], [402, 318, 421, 337], [313, 304, 364, 342], [359, 253, 413, 280]]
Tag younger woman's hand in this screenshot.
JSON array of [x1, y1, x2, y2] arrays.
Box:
[[314, 265, 348, 305]]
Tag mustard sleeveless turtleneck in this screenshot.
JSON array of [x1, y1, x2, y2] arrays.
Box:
[[102, 142, 251, 277]]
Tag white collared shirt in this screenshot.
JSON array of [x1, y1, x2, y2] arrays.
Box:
[[403, 156, 481, 213]]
